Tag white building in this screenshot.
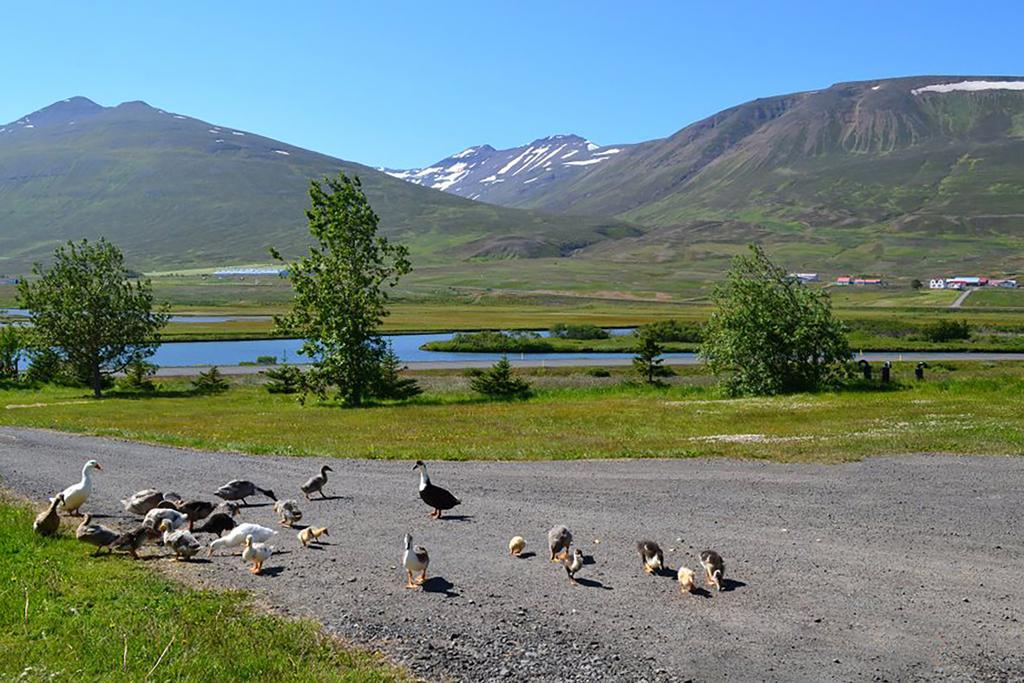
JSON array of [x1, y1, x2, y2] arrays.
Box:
[[929, 279, 946, 289]]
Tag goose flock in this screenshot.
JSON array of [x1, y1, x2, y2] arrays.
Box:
[[32, 457, 729, 593]]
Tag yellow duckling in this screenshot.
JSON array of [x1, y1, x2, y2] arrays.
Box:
[[508, 536, 526, 556], [297, 526, 329, 547], [677, 566, 696, 594]]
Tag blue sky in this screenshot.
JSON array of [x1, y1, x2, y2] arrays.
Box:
[[2, 1, 1022, 168]]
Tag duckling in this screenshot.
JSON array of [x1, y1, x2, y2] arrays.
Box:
[[194, 512, 237, 536], [297, 526, 329, 547], [208, 523, 277, 555], [700, 550, 725, 592], [547, 525, 573, 561], [402, 533, 429, 588], [508, 536, 526, 556], [54, 459, 102, 516], [143, 507, 188, 532], [561, 547, 584, 585], [272, 499, 303, 527], [242, 535, 274, 574], [301, 465, 333, 500], [33, 494, 64, 536], [110, 524, 159, 559], [677, 566, 696, 594], [75, 514, 119, 555], [159, 520, 202, 561], [174, 500, 217, 530], [637, 540, 664, 575], [121, 489, 164, 516]]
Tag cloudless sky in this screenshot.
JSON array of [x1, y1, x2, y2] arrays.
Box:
[[2, 1, 1023, 168]]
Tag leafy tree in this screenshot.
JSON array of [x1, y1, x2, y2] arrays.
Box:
[[0, 326, 26, 380], [549, 323, 610, 340], [273, 174, 411, 407], [117, 360, 157, 392], [921, 319, 971, 343], [372, 346, 422, 400], [637, 319, 703, 343], [470, 356, 532, 399], [633, 328, 673, 385], [18, 239, 168, 398], [910, 278, 924, 290], [262, 365, 305, 394], [700, 245, 851, 396], [191, 366, 229, 394]]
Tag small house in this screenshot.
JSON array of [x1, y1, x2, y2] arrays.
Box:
[[929, 279, 946, 289]]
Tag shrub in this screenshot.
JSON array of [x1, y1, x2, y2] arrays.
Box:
[[921, 319, 971, 343], [191, 366, 230, 394], [637, 319, 703, 343], [262, 365, 305, 394], [470, 356, 532, 399], [117, 360, 157, 392], [0, 326, 26, 380], [549, 323, 610, 340], [585, 368, 612, 377], [440, 331, 554, 353], [633, 329, 674, 385], [255, 355, 277, 365], [371, 347, 422, 400]]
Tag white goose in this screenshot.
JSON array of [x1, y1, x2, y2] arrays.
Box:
[[53, 460, 102, 516], [208, 523, 278, 555]]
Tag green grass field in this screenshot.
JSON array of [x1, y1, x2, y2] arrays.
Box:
[[0, 497, 402, 682], [1, 362, 1021, 462]]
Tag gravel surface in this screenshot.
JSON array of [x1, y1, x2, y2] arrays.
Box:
[[2, 427, 1023, 682]]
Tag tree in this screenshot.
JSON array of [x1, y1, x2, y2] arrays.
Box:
[[117, 360, 157, 392], [18, 239, 168, 398], [910, 278, 924, 290], [372, 346, 422, 400], [633, 329, 672, 385], [0, 326, 26, 381], [262, 365, 305, 394], [273, 174, 411, 407], [470, 356, 532, 399], [191, 366, 229, 394], [700, 245, 851, 396]]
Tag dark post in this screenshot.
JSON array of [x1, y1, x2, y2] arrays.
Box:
[[881, 361, 891, 384], [858, 359, 872, 381], [915, 362, 927, 380]]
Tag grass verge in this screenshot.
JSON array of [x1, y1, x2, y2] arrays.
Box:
[[0, 497, 403, 682]]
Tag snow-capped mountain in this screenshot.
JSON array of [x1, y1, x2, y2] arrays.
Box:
[[384, 134, 627, 205]]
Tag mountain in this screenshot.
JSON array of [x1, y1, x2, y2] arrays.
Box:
[[0, 98, 637, 272], [388, 76, 1024, 276], [384, 134, 628, 206]]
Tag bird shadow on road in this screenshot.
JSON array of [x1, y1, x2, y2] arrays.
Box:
[[422, 576, 459, 597], [575, 577, 612, 590], [181, 558, 212, 565], [516, 551, 537, 560], [260, 566, 286, 577], [688, 587, 713, 598], [438, 514, 474, 522], [240, 502, 274, 509], [652, 567, 676, 579], [582, 554, 597, 566], [720, 578, 746, 592], [309, 495, 346, 502]]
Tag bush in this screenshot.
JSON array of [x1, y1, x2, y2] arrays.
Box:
[[262, 365, 304, 394], [191, 366, 229, 394], [637, 319, 703, 343], [435, 331, 554, 353], [700, 245, 851, 396], [0, 326, 26, 380], [585, 368, 612, 377], [921, 319, 971, 343], [549, 323, 610, 340], [470, 356, 532, 399], [255, 355, 277, 365], [117, 360, 157, 392], [371, 347, 422, 400]]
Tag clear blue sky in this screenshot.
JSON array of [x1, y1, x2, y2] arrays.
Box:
[[2, 1, 1022, 168]]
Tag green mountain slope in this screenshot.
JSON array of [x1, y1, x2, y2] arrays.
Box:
[[0, 97, 637, 272]]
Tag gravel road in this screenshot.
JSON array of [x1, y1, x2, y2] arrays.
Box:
[[2, 428, 1023, 682]]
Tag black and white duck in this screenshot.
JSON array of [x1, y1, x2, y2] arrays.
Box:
[[700, 550, 725, 592], [215, 480, 276, 506], [300, 465, 333, 500], [637, 540, 665, 575], [412, 460, 460, 519], [194, 512, 237, 536]]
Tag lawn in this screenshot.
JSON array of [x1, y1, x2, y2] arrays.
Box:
[[0, 362, 1021, 462], [0, 498, 403, 682]]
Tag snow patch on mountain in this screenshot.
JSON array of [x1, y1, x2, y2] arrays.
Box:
[[912, 80, 1024, 95]]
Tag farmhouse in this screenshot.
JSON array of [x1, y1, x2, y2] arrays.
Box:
[[213, 267, 288, 279], [929, 278, 946, 289], [789, 272, 819, 282]]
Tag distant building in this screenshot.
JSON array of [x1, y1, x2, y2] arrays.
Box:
[[947, 276, 987, 288], [989, 279, 1019, 289], [834, 276, 852, 286], [0, 277, 19, 285], [213, 267, 288, 279], [853, 277, 885, 286], [929, 278, 946, 289], [789, 272, 819, 282]]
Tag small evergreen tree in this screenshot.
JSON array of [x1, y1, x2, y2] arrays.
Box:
[[117, 360, 157, 392], [372, 346, 422, 400], [261, 365, 305, 394], [191, 366, 230, 394], [470, 356, 532, 399], [633, 329, 672, 385]]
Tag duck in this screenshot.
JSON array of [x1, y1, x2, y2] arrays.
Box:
[[561, 548, 585, 585], [110, 525, 159, 559], [194, 512, 237, 537], [300, 465, 333, 500], [297, 526, 329, 547], [54, 459, 102, 516], [242, 535, 274, 575], [33, 494, 64, 536], [75, 513, 119, 555], [677, 566, 696, 594], [208, 523, 278, 555], [637, 540, 665, 575], [272, 499, 303, 527], [121, 489, 164, 515], [174, 500, 217, 530], [159, 520, 202, 561], [508, 536, 526, 557], [547, 525, 573, 562], [214, 501, 240, 516], [143, 507, 188, 532], [402, 533, 429, 588], [412, 460, 460, 519], [700, 550, 725, 592], [215, 480, 276, 506]]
